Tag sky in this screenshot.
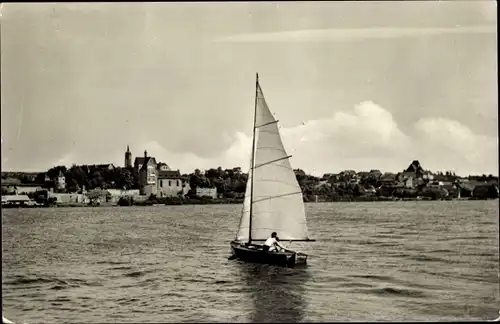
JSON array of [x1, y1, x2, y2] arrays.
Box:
[[0, 1, 497, 176]]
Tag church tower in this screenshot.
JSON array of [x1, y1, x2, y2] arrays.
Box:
[[125, 145, 132, 168]]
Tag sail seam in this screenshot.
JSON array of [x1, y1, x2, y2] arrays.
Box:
[[254, 162, 291, 170], [256, 146, 286, 153], [258, 127, 279, 132], [258, 130, 280, 136], [254, 164, 293, 172]]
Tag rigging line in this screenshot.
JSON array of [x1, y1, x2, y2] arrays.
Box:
[[256, 120, 279, 128], [252, 191, 303, 203], [253, 178, 298, 185], [253, 155, 292, 169]]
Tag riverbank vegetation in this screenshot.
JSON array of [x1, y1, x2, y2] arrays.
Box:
[[2, 164, 498, 206]]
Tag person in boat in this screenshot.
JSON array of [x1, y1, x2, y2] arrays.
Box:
[[263, 232, 286, 252]]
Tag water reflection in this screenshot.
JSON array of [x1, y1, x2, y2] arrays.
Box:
[[237, 262, 311, 323]]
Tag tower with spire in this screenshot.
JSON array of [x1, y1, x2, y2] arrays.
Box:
[[125, 145, 132, 168]]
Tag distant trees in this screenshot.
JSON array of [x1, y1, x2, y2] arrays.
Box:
[[187, 172, 211, 196], [32, 164, 142, 192], [7, 163, 499, 202], [46, 165, 67, 179], [468, 174, 497, 182], [473, 184, 499, 199], [186, 167, 247, 197]]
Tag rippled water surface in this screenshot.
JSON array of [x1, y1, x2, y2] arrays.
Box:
[[2, 200, 499, 322]]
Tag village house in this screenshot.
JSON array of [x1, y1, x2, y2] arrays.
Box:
[[158, 170, 187, 197], [421, 171, 435, 182], [48, 192, 88, 204], [105, 189, 140, 203], [1, 178, 21, 194], [125, 145, 189, 197], [401, 176, 414, 189], [90, 164, 116, 171], [1, 195, 34, 206], [139, 150, 158, 196], [134, 157, 145, 172], [196, 187, 218, 199], [54, 170, 66, 191], [157, 162, 171, 172], [403, 160, 424, 178], [440, 181, 458, 197], [12, 184, 44, 195], [455, 179, 491, 198], [133, 150, 151, 173], [400, 160, 424, 187]]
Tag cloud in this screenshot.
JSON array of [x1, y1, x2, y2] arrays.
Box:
[[18, 101, 498, 177], [51, 152, 76, 168], [79, 101, 494, 177], [215, 25, 496, 43], [413, 117, 498, 175], [140, 133, 253, 174]]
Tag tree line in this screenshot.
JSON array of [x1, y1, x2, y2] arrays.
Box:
[[5, 164, 498, 200]]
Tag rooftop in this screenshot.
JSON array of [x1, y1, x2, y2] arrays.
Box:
[[158, 170, 182, 179]]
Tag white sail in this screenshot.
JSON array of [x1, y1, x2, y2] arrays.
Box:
[[235, 155, 253, 241], [2, 316, 14, 324], [235, 81, 310, 242]]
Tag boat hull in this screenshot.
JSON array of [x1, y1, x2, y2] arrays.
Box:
[[230, 241, 307, 267]]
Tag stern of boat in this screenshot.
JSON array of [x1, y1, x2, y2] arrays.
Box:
[[295, 252, 308, 265]]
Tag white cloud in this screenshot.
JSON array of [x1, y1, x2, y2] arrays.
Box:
[[139, 132, 253, 174], [215, 25, 496, 43], [43, 101, 497, 177], [128, 101, 497, 177], [414, 117, 498, 175], [51, 153, 75, 168]]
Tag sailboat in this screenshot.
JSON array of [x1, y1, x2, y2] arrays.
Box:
[[230, 73, 315, 267]]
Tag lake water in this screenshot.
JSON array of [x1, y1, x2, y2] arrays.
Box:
[[2, 200, 498, 322]]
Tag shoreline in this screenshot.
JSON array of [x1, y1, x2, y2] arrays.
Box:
[[1, 197, 495, 209]]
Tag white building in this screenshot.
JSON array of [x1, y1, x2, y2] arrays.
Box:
[[196, 187, 217, 199], [157, 170, 187, 197]]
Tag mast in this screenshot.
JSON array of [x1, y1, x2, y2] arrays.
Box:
[[248, 73, 259, 245]]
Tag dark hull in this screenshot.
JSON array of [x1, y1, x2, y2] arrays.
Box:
[[230, 241, 307, 267]]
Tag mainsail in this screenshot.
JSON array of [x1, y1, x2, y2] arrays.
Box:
[[235, 77, 310, 242]]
